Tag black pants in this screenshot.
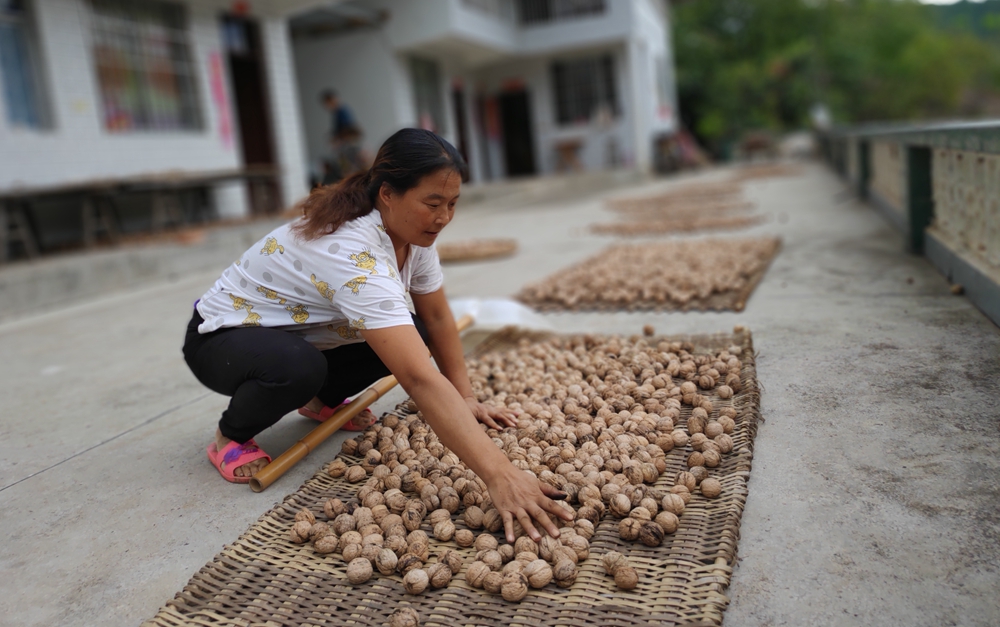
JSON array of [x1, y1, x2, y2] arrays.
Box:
[[182, 308, 427, 443]]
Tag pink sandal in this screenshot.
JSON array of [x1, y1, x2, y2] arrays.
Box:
[[298, 400, 377, 431], [206, 439, 272, 484]]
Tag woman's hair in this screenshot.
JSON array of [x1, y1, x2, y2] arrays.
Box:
[[293, 128, 467, 241]]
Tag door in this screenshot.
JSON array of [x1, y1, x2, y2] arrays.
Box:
[[498, 90, 536, 177], [221, 15, 278, 213], [452, 84, 470, 181]]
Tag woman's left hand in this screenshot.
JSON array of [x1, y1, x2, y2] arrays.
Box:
[[465, 397, 518, 430]]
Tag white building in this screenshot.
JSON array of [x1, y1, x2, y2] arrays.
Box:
[[0, 0, 676, 254], [0, 0, 314, 249], [291, 0, 677, 183]]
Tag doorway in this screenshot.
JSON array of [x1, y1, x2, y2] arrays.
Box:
[[452, 84, 471, 181], [498, 89, 536, 177], [221, 15, 278, 214]]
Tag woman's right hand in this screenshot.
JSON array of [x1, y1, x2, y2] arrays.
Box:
[[484, 467, 576, 543]]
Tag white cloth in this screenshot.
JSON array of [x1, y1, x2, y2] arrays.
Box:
[[195, 210, 444, 350]]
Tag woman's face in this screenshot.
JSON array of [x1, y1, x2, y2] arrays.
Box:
[[379, 168, 461, 249]]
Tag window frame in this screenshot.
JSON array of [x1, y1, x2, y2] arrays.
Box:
[[87, 0, 204, 133], [0, 0, 53, 130], [550, 52, 619, 127]]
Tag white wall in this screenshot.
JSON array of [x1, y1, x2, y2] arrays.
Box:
[[292, 29, 414, 176]]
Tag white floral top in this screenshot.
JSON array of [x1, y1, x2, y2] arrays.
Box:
[[195, 210, 443, 350]]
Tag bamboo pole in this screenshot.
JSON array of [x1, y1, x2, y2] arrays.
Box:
[[249, 314, 474, 492]]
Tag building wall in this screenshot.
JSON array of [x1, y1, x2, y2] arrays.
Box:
[[292, 30, 415, 178], [0, 0, 309, 217], [933, 149, 1000, 269]]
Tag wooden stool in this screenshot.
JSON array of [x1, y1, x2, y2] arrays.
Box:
[[0, 200, 40, 264]]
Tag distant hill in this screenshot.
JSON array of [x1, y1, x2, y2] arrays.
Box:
[[928, 0, 1000, 42]]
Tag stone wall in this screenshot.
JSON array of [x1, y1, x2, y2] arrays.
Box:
[[932, 149, 1000, 269]]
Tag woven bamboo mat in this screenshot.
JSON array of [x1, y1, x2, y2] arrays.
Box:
[[516, 237, 781, 313], [143, 327, 760, 627], [438, 239, 518, 263]]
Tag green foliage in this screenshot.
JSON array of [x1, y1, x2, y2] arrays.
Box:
[[674, 0, 1000, 155]]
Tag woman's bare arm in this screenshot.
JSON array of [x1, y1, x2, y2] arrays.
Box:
[[361, 324, 572, 541], [411, 288, 516, 429]]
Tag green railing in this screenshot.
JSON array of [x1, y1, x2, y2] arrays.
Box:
[[818, 120, 1000, 327]]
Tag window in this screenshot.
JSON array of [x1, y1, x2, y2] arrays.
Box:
[[410, 56, 445, 134], [0, 0, 49, 129], [89, 0, 202, 132], [518, 0, 604, 26], [551, 54, 617, 126]]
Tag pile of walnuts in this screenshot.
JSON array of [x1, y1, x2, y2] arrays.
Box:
[[515, 238, 780, 311], [289, 331, 747, 599]]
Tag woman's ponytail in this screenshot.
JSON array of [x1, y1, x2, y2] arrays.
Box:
[[291, 128, 467, 241], [291, 169, 375, 240]]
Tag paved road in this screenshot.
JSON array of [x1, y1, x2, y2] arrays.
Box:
[[0, 162, 997, 626]]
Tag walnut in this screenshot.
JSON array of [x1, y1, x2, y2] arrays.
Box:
[[639, 521, 664, 547], [574, 519, 595, 541], [551, 546, 578, 565], [439, 549, 464, 574], [402, 507, 424, 532], [479, 549, 503, 571], [700, 478, 722, 498], [704, 421, 724, 438], [403, 569, 429, 595], [380, 513, 404, 533], [333, 513, 357, 535], [639, 497, 659, 515], [290, 520, 312, 544], [407, 529, 429, 546], [386, 535, 409, 556], [717, 385, 733, 399], [361, 543, 381, 563], [553, 559, 578, 588], [539, 536, 561, 562], [601, 551, 629, 575], [661, 493, 685, 515], [562, 535, 590, 561], [475, 533, 499, 552], [314, 534, 339, 554], [671, 430, 689, 448], [614, 565, 639, 590], [465, 561, 491, 588], [375, 548, 398, 575], [427, 562, 453, 589], [576, 505, 601, 526], [670, 484, 692, 504], [498, 544, 515, 563], [483, 509, 504, 533], [327, 460, 348, 478], [702, 449, 721, 468], [610, 493, 631, 518], [388, 607, 420, 627], [714, 433, 734, 453], [408, 539, 430, 562], [464, 506, 485, 530], [687, 451, 705, 468], [482, 571, 504, 594], [396, 554, 423, 576], [689, 433, 708, 451], [295, 508, 316, 525], [514, 536, 538, 556], [689, 465, 708, 484], [718, 416, 736, 433], [502, 560, 528, 576], [454, 529, 475, 547], [346, 558, 373, 585], [338, 530, 362, 551], [654, 511, 679, 534], [675, 471, 697, 491], [346, 466, 368, 483], [619, 518, 642, 541], [629, 507, 652, 523], [342, 543, 363, 562], [308, 522, 332, 541], [501, 572, 529, 602], [323, 498, 347, 520], [433, 520, 456, 542]]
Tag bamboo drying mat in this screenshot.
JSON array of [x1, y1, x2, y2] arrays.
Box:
[[590, 214, 765, 237], [438, 239, 518, 263], [516, 238, 781, 313], [143, 327, 761, 627]]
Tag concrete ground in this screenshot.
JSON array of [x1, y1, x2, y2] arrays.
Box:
[[0, 162, 997, 627]]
